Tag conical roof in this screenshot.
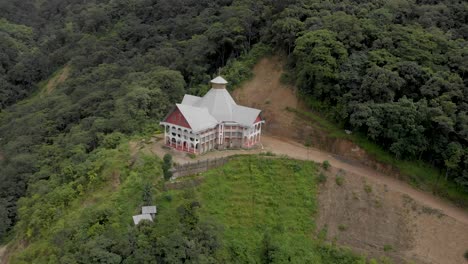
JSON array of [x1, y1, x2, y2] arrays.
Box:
[[210, 76, 228, 84], [175, 77, 262, 127], [194, 88, 236, 121]]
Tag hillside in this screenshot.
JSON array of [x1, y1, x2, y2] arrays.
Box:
[[1, 0, 468, 263]]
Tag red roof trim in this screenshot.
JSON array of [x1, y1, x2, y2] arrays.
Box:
[[254, 115, 262, 124], [164, 106, 191, 129]]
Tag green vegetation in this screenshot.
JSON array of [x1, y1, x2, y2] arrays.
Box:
[[11, 154, 386, 263], [162, 154, 173, 180], [322, 160, 331, 170], [155, 156, 371, 263], [289, 105, 468, 207], [0, 0, 467, 262], [336, 175, 345, 186], [281, 2, 468, 205], [364, 184, 373, 194], [383, 245, 393, 252], [317, 173, 327, 184]]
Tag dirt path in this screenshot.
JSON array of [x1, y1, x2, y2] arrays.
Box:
[[43, 64, 70, 95], [0, 245, 8, 264]]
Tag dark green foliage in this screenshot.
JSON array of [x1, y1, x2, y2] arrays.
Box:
[[317, 173, 327, 184], [261, 231, 279, 264], [322, 160, 331, 170], [162, 154, 173, 180], [271, 0, 468, 195], [142, 183, 153, 206], [0, 0, 467, 261]]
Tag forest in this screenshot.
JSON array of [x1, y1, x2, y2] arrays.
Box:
[[0, 0, 467, 262]]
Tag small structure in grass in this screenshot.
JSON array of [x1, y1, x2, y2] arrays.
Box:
[[142, 206, 157, 219], [132, 214, 153, 225], [133, 205, 158, 225]]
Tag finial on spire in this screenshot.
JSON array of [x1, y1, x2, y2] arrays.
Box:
[[210, 76, 228, 89]]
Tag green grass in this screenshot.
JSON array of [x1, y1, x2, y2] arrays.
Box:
[[286, 105, 468, 208], [155, 156, 370, 263]]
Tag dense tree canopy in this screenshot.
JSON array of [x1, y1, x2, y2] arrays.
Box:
[[0, 0, 467, 262]]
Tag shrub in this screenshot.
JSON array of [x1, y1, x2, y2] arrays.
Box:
[[338, 224, 347, 231], [102, 132, 124, 149], [464, 250, 468, 260], [187, 153, 196, 159], [164, 194, 173, 202], [292, 164, 302, 172], [335, 175, 344, 186], [322, 160, 330, 170], [383, 244, 393, 252], [163, 154, 173, 180], [364, 184, 372, 194], [317, 173, 327, 183]]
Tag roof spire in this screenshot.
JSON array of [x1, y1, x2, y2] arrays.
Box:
[[210, 76, 228, 89]]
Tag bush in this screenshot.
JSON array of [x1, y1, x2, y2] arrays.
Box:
[[335, 175, 344, 186], [464, 250, 468, 260], [164, 194, 173, 202], [102, 132, 124, 149], [364, 184, 372, 194], [322, 160, 330, 170], [163, 154, 173, 180], [383, 244, 393, 252], [317, 173, 327, 183]]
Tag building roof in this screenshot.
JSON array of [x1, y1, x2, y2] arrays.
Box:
[[132, 214, 153, 225], [193, 88, 237, 122], [210, 76, 228, 84], [181, 94, 201, 105], [233, 105, 262, 126], [176, 104, 218, 132], [166, 76, 262, 129], [142, 206, 157, 214]]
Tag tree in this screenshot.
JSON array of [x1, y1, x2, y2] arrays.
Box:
[[162, 154, 173, 180], [357, 65, 404, 103], [293, 30, 347, 100], [443, 142, 463, 180]]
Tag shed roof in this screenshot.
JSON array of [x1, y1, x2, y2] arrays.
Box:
[[142, 206, 157, 214], [132, 214, 153, 225]]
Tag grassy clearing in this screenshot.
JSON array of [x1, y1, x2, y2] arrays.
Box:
[[155, 156, 377, 263], [286, 106, 468, 208]]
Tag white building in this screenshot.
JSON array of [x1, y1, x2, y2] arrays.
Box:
[[160, 76, 264, 154]]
